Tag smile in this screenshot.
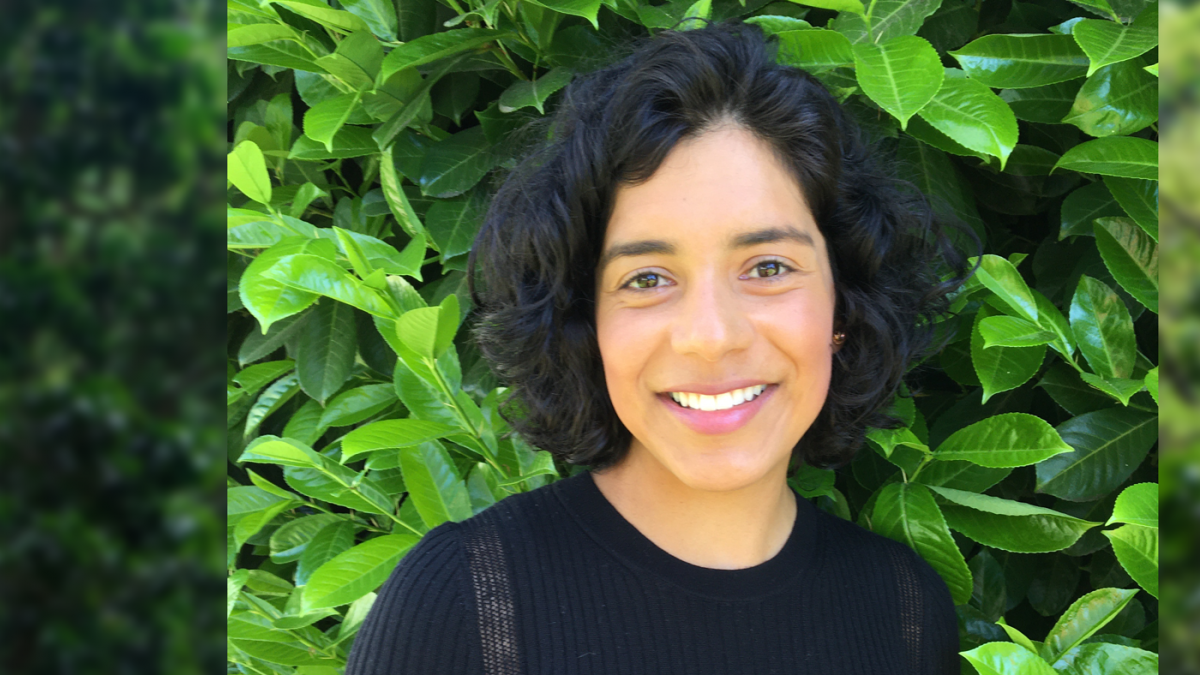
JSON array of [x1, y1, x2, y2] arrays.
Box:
[[668, 385, 767, 411]]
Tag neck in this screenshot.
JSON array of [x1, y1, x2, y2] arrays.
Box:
[[591, 442, 798, 570]]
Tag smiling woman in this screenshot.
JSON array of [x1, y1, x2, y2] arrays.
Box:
[[346, 19, 973, 675]]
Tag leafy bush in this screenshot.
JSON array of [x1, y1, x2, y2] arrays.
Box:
[[226, 0, 1160, 673]]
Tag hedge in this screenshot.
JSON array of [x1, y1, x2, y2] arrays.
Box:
[[226, 0, 1160, 672]]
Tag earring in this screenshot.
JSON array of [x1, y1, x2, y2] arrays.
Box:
[[832, 331, 846, 345]]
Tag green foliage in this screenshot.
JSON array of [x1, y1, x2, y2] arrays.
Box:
[[227, 1, 1159, 672]]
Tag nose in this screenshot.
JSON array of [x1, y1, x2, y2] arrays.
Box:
[[670, 273, 753, 362]]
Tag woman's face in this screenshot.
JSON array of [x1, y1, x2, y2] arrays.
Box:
[[594, 124, 839, 493]]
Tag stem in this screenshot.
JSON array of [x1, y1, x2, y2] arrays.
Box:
[[491, 43, 529, 81]]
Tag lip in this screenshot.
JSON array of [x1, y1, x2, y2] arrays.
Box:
[[659, 379, 773, 396], [658, 384, 776, 435]]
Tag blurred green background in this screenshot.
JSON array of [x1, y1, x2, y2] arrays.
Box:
[[1161, 2, 1200, 672], [0, 1, 225, 673]]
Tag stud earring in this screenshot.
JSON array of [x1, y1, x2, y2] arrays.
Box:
[[832, 331, 846, 345]]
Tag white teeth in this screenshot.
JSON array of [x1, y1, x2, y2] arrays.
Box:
[[669, 385, 768, 411]]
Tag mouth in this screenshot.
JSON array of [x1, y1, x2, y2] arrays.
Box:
[[665, 384, 768, 411], [656, 384, 777, 435]]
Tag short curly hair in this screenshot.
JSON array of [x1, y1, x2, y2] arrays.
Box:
[[468, 20, 972, 473]]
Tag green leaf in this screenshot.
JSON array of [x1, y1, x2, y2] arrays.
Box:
[[228, 23, 302, 48], [228, 613, 328, 665], [333, 225, 374, 279], [831, 0, 942, 44], [240, 435, 323, 468], [418, 126, 497, 198], [380, 145, 429, 239], [1070, 275, 1136, 379], [296, 521, 357, 586], [896, 135, 986, 237], [1108, 482, 1157, 527], [277, 1, 371, 33], [232, 360, 297, 399], [283, 398, 328, 446], [1073, 11, 1157, 77], [1103, 524, 1158, 598], [379, 29, 508, 83], [973, 254, 1039, 323], [318, 383, 396, 428], [229, 38, 326, 74], [288, 182, 328, 219], [395, 306, 441, 360], [1032, 288, 1077, 359], [270, 514, 344, 563], [341, 0, 398, 41], [1059, 181, 1122, 240], [996, 618, 1038, 654], [244, 373, 301, 438], [775, 29, 854, 70], [263, 254, 396, 317], [289, 126, 379, 160], [1042, 587, 1139, 662], [294, 300, 357, 404], [498, 67, 573, 114], [334, 227, 424, 277], [303, 534, 420, 611], [1035, 407, 1158, 501], [341, 419, 458, 461], [971, 306, 1045, 404], [1039, 364, 1115, 416], [979, 315, 1056, 349], [1000, 79, 1083, 124], [435, 293, 460, 357], [961, 641, 1058, 675], [1093, 217, 1158, 313], [852, 36, 943, 130], [1062, 60, 1157, 138], [1056, 642, 1158, 675], [1052, 137, 1158, 180], [802, 0, 865, 13], [915, 70, 1018, 169], [1079, 372, 1145, 406], [934, 412, 1073, 468], [1104, 177, 1158, 241], [323, 30, 386, 88], [927, 485, 1099, 553], [872, 483, 973, 605], [950, 34, 1089, 89], [399, 441, 475, 528], [914, 460, 1012, 493], [229, 140, 273, 204], [525, 0, 602, 29], [969, 550, 1006, 620], [303, 92, 362, 152], [373, 56, 467, 150], [425, 195, 482, 262], [228, 569, 249, 617], [1143, 367, 1158, 405]]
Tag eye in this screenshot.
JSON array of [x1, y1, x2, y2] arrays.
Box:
[[622, 271, 671, 290], [745, 259, 795, 280]]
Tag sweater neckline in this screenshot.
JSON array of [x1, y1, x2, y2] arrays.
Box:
[[552, 469, 818, 601]]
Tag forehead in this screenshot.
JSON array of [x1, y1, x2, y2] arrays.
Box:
[[601, 125, 820, 258]]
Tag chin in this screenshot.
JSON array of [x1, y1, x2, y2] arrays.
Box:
[[666, 451, 777, 493]]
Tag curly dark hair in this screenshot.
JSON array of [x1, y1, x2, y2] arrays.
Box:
[[468, 19, 973, 474]]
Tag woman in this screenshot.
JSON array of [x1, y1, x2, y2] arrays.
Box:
[[348, 20, 971, 675]]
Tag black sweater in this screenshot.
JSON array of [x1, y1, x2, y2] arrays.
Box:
[[346, 470, 960, 674]]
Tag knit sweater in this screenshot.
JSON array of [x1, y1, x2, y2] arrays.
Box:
[[345, 469, 960, 675]]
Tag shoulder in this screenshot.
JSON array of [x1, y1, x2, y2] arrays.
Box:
[[345, 521, 481, 675], [811, 507, 960, 638]]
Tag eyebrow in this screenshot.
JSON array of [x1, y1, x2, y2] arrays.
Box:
[[597, 225, 815, 274]]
